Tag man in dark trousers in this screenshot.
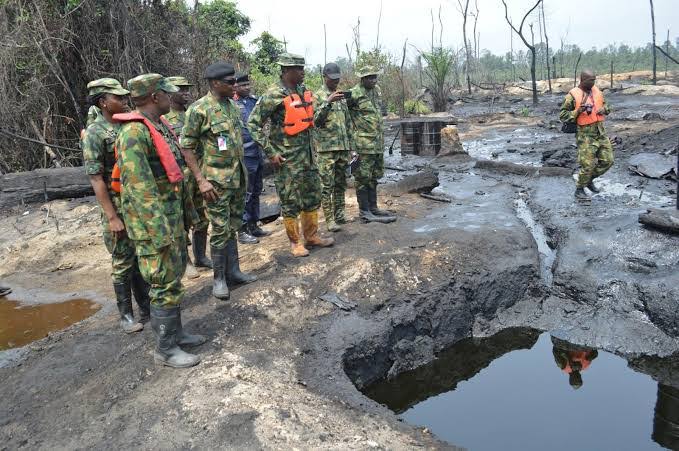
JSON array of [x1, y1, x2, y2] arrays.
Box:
[[233, 73, 271, 244]]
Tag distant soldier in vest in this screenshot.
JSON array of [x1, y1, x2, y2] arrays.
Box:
[[559, 70, 613, 201], [551, 336, 598, 390], [313, 62, 355, 232], [233, 72, 271, 244], [164, 76, 212, 279], [181, 62, 257, 301], [346, 65, 396, 224], [248, 52, 334, 257], [115, 74, 206, 368], [81, 78, 150, 334]]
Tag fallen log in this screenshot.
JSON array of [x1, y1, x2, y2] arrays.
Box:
[[0, 166, 93, 210], [420, 192, 452, 203], [382, 169, 440, 195], [639, 208, 679, 234]]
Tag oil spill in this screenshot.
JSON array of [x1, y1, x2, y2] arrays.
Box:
[[0, 297, 100, 350], [363, 328, 675, 451]]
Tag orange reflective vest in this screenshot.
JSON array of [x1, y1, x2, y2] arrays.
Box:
[[569, 86, 605, 126], [109, 112, 183, 193], [562, 350, 592, 374], [282, 91, 314, 135]]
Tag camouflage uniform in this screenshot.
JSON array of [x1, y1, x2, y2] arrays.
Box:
[[181, 92, 247, 249], [313, 84, 352, 224], [559, 93, 613, 188], [86, 105, 102, 127], [347, 83, 385, 191], [116, 76, 187, 308]]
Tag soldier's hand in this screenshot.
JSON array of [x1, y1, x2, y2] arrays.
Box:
[[109, 216, 126, 238], [328, 92, 345, 103], [270, 154, 286, 168], [199, 179, 218, 203], [578, 105, 589, 113]]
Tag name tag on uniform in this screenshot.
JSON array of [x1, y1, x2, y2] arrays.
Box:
[[217, 136, 227, 151]]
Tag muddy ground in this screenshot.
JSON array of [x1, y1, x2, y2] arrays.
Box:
[[1, 85, 678, 450]]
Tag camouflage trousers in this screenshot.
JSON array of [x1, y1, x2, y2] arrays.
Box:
[[576, 131, 614, 188], [100, 201, 136, 284], [274, 163, 321, 219], [183, 166, 209, 233], [354, 153, 384, 191], [205, 181, 245, 249], [317, 150, 349, 222], [133, 236, 187, 308]]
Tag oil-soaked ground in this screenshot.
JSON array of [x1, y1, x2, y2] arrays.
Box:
[[364, 328, 674, 451]]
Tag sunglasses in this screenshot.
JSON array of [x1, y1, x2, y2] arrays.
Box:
[[221, 78, 237, 85]]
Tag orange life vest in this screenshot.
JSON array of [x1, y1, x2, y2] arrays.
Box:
[[569, 86, 605, 127], [562, 350, 592, 374], [109, 112, 183, 193], [282, 91, 314, 136]]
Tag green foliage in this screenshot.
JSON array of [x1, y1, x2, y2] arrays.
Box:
[[251, 32, 284, 75], [405, 99, 431, 114], [519, 106, 531, 117], [194, 0, 250, 61], [421, 47, 456, 112]]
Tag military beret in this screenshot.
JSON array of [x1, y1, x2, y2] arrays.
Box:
[[86, 78, 129, 96], [204, 62, 235, 80], [355, 65, 381, 78], [166, 76, 194, 87], [277, 52, 306, 67], [235, 72, 249, 84], [322, 62, 341, 80], [127, 74, 179, 98]]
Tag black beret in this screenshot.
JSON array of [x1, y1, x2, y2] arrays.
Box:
[[204, 62, 235, 80], [235, 72, 249, 83]]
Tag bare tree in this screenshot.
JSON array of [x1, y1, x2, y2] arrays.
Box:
[[375, 1, 383, 50], [473, 0, 480, 61], [540, 0, 552, 92], [502, 0, 543, 105], [457, 0, 472, 94], [650, 0, 657, 84]]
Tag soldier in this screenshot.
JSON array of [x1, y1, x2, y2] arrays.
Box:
[[81, 78, 149, 334], [233, 72, 271, 244], [248, 52, 334, 257], [164, 76, 212, 279], [115, 73, 205, 368], [181, 62, 257, 300], [313, 62, 355, 232], [346, 65, 396, 224], [559, 69, 613, 201]]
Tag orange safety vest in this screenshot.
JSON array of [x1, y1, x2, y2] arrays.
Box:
[[109, 112, 184, 193], [282, 91, 314, 136], [569, 86, 605, 127], [562, 350, 592, 374]]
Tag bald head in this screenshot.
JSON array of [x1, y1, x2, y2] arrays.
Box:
[[579, 70, 596, 91]]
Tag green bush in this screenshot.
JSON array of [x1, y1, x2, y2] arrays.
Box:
[[404, 99, 431, 114]]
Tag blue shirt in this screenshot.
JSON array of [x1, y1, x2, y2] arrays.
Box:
[[234, 95, 261, 158]]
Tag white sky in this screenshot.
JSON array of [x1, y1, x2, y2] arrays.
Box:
[[236, 0, 678, 65]]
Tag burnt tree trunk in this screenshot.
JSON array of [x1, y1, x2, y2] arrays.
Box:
[[650, 0, 657, 85]]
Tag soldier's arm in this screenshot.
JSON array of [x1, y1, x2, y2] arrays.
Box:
[[247, 95, 280, 159], [313, 91, 333, 128], [344, 104, 355, 151], [180, 105, 218, 202], [81, 127, 124, 235], [559, 94, 578, 123], [117, 125, 173, 247]]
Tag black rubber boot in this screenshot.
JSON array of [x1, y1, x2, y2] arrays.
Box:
[[369, 187, 397, 220], [150, 305, 200, 368], [211, 245, 230, 300], [587, 180, 601, 193], [357, 188, 396, 224], [249, 222, 271, 238], [192, 229, 213, 268], [226, 239, 257, 285], [130, 268, 150, 323], [177, 307, 206, 347], [575, 187, 591, 201], [237, 225, 259, 244], [113, 280, 143, 333]]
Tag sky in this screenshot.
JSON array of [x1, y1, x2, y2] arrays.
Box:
[[236, 0, 678, 66]]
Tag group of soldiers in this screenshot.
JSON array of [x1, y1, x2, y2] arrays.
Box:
[[81, 52, 395, 368]]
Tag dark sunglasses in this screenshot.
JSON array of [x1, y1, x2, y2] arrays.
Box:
[[221, 78, 237, 85]]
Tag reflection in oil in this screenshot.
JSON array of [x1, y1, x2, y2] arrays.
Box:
[[0, 298, 100, 350]]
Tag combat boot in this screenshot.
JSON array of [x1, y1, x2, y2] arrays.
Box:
[[357, 188, 395, 224], [211, 245, 230, 300], [237, 225, 259, 244], [177, 306, 206, 347], [130, 268, 150, 323], [587, 180, 601, 193], [192, 229, 213, 268], [150, 305, 200, 368], [575, 187, 590, 201], [283, 217, 310, 257], [301, 210, 335, 248], [225, 239, 257, 285], [369, 187, 397, 220], [248, 221, 271, 238], [113, 280, 143, 333]]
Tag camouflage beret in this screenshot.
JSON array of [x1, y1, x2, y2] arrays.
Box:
[[86, 78, 129, 96], [127, 73, 179, 98], [277, 52, 306, 67], [355, 65, 381, 78], [166, 76, 194, 87]]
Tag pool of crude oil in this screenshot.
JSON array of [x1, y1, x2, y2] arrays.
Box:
[[0, 296, 100, 350], [363, 328, 676, 451]]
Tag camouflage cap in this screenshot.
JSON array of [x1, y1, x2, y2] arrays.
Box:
[[86, 78, 129, 96], [355, 65, 381, 78], [166, 76, 194, 87], [126, 73, 179, 98], [277, 52, 306, 67]]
